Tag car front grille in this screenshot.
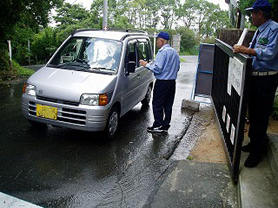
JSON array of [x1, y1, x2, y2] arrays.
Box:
[[37, 95, 79, 106], [28, 101, 86, 126]]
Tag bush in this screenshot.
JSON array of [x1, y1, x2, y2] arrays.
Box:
[[176, 27, 198, 53], [179, 45, 200, 56], [13, 61, 34, 77], [0, 48, 34, 84], [0, 44, 10, 71]]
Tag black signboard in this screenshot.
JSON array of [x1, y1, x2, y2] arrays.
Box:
[[192, 43, 214, 101]]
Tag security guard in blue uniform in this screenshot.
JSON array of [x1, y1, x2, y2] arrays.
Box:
[[233, 0, 278, 167], [139, 32, 180, 134]]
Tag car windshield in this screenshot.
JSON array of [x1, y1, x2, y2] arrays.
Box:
[[48, 37, 122, 74]]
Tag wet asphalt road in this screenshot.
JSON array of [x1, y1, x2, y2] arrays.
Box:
[[0, 56, 198, 207]]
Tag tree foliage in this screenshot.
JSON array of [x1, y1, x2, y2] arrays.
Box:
[[176, 0, 231, 38], [0, 0, 62, 43], [53, 3, 93, 42], [32, 28, 59, 64], [176, 0, 200, 28], [0, 0, 232, 66], [176, 27, 198, 52], [54, 3, 90, 28]]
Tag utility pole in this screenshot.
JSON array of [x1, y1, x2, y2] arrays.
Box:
[[153, 32, 156, 57], [28, 39, 31, 65], [102, 0, 108, 30], [7, 40, 13, 70]]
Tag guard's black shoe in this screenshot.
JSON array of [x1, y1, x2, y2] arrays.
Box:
[[147, 126, 167, 134], [242, 142, 252, 152], [244, 153, 261, 168]]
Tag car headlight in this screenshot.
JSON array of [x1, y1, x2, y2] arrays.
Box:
[[23, 83, 36, 96], [80, 93, 108, 106]]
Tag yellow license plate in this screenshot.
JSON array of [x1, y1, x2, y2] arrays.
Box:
[[36, 104, 57, 120]]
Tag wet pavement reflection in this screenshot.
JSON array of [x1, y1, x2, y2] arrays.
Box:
[[0, 56, 198, 207]]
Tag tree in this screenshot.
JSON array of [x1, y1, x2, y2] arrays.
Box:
[[0, 0, 63, 44], [199, 4, 231, 38], [12, 23, 35, 65], [31, 28, 59, 64], [176, 27, 198, 52], [54, 3, 90, 28], [159, 0, 179, 29], [176, 0, 200, 28], [107, 0, 134, 28], [54, 3, 93, 43], [176, 0, 230, 38], [195, 0, 215, 38], [144, 0, 161, 28], [90, 0, 105, 28]]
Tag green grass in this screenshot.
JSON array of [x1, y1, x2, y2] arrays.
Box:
[[13, 61, 34, 77], [0, 61, 34, 87], [179, 46, 200, 56], [180, 57, 186, 62], [187, 156, 194, 160]]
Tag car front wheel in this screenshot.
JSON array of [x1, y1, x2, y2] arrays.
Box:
[[104, 107, 119, 139]]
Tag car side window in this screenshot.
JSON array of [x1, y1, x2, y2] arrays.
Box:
[[138, 39, 153, 63], [126, 39, 152, 70], [146, 40, 152, 62], [126, 41, 137, 68], [138, 40, 148, 62]]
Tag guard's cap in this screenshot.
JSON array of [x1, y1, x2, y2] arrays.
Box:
[[245, 0, 272, 12], [157, 31, 170, 40]]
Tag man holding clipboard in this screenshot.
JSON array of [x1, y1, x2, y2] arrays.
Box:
[[233, 0, 278, 167]]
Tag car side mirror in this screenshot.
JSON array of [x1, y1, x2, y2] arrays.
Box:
[[127, 61, 136, 73]]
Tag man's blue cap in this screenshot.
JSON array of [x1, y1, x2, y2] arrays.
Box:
[[157, 31, 170, 40], [245, 0, 272, 12]]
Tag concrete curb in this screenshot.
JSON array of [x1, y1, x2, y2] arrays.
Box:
[[267, 133, 278, 186]]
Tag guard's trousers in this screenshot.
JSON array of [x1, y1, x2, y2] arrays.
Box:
[[248, 73, 278, 153], [152, 79, 176, 129]]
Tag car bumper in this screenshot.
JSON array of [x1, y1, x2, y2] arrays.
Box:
[[22, 94, 111, 132]]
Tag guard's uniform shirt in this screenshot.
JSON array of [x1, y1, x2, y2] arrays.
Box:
[[146, 44, 180, 80], [251, 19, 278, 71]]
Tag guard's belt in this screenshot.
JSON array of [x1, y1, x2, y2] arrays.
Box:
[[252, 71, 278, 76]]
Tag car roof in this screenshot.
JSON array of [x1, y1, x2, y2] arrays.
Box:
[[72, 29, 148, 41]]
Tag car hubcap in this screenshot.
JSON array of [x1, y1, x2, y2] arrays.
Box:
[[108, 111, 118, 136]]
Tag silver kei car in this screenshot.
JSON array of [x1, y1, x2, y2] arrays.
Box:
[[22, 29, 154, 138]]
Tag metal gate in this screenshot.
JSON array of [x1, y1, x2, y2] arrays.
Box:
[[211, 39, 252, 182]]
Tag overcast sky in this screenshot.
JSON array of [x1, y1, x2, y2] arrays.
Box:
[[65, 0, 229, 11]]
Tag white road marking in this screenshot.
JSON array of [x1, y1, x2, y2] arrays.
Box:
[[0, 192, 42, 208]]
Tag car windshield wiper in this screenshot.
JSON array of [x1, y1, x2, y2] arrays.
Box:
[[73, 59, 90, 67], [55, 60, 91, 70], [90, 67, 115, 75], [91, 67, 115, 71]]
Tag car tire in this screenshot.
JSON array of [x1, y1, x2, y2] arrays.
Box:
[[104, 107, 119, 139], [141, 85, 152, 106]]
